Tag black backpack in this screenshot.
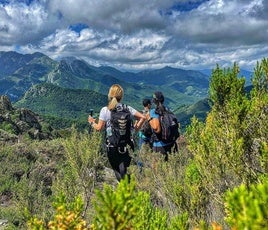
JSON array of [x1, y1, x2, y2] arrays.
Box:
[[158, 108, 180, 143], [141, 119, 153, 138], [107, 104, 133, 148]]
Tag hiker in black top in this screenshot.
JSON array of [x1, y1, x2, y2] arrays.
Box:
[[146, 91, 178, 161], [88, 84, 145, 181]]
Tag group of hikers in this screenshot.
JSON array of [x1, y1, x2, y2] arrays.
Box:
[[88, 84, 179, 181]]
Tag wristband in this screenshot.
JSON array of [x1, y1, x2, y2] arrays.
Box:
[[148, 117, 153, 122]]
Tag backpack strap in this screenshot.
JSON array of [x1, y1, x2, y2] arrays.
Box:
[[122, 104, 135, 151]]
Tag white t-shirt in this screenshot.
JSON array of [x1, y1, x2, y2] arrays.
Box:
[[99, 103, 137, 128]]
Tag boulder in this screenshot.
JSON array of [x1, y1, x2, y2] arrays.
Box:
[[0, 95, 13, 112], [19, 108, 41, 130], [0, 95, 54, 142]]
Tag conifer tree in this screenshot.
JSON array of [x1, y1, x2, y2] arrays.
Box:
[[186, 59, 268, 225]]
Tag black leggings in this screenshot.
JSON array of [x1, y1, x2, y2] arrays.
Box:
[[107, 147, 132, 181]]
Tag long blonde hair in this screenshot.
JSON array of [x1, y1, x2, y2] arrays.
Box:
[[108, 84, 124, 110]]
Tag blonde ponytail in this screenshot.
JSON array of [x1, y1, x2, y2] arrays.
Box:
[[107, 84, 124, 110], [108, 97, 118, 110]]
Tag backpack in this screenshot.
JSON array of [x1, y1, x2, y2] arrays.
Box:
[[141, 119, 153, 138], [107, 104, 133, 148], [158, 109, 180, 143]]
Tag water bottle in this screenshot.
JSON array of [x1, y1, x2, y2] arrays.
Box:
[[106, 126, 112, 137]]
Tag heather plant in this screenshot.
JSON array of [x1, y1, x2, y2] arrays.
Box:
[[92, 175, 189, 230], [225, 176, 268, 229], [129, 145, 192, 227], [185, 59, 268, 226], [0, 139, 63, 229], [0, 127, 105, 229], [247, 59, 268, 174], [28, 193, 87, 230], [52, 127, 106, 219], [27, 176, 188, 230], [92, 176, 142, 230], [0, 143, 38, 229]]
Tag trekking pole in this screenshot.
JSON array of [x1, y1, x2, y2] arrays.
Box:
[[88, 109, 94, 134], [89, 109, 94, 117]]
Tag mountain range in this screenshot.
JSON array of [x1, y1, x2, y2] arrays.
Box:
[[0, 51, 253, 130], [0, 51, 208, 105]]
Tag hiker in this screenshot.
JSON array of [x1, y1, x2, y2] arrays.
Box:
[[88, 84, 145, 181], [146, 91, 178, 161], [137, 98, 153, 150]]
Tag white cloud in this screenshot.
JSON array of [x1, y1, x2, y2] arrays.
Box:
[[48, 0, 172, 32], [0, 1, 62, 45], [170, 0, 268, 45], [0, 0, 268, 71]]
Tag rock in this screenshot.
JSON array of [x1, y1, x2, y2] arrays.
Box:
[[0, 95, 55, 142], [0, 219, 8, 227], [15, 120, 31, 132], [19, 108, 41, 130], [0, 95, 13, 112]]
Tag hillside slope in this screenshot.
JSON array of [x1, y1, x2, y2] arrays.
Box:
[[0, 51, 208, 109], [175, 98, 211, 130], [14, 83, 107, 122]]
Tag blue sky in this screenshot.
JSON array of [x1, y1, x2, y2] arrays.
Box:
[[0, 0, 267, 71]]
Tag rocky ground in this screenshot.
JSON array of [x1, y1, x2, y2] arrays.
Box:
[[0, 95, 58, 143]]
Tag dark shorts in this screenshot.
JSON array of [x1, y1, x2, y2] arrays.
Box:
[[152, 142, 178, 161]]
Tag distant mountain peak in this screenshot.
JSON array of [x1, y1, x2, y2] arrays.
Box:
[[60, 56, 79, 64], [161, 66, 179, 70]]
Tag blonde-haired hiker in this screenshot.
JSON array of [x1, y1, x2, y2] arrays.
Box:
[[88, 84, 145, 181]]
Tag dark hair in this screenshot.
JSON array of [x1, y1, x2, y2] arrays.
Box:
[[155, 103, 166, 115], [153, 91, 164, 104], [142, 98, 151, 107], [153, 91, 166, 115]]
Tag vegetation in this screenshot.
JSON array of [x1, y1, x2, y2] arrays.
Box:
[[174, 98, 212, 132], [0, 59, 267, 229], [14, 83, 107, 128]]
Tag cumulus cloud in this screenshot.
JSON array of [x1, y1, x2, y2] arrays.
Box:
[[0, 1, 62, 45], [170, 0, 268, 46], [47, 0, 174, 33], [0, 0, 268, 71]]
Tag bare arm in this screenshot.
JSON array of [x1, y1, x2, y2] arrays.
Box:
[[133, 111, 146, 131], [146, 112, 161, 133], [88, 116, 106, 131]]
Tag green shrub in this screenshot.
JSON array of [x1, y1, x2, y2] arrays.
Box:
[[225, 177, 268, 229], [0, 139, 65, 229], [0, 121, 16, 134], [52, 127, 106, 219], [92, 175, 188, 230], [185, 59, 268, 226], [27, 193, 87, 230]]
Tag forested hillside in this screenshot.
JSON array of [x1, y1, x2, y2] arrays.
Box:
[[0, 59, 267, 229], [14, 83, 107, 129], [0, 51, 213, 130], [0, 51, 208, 110]]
